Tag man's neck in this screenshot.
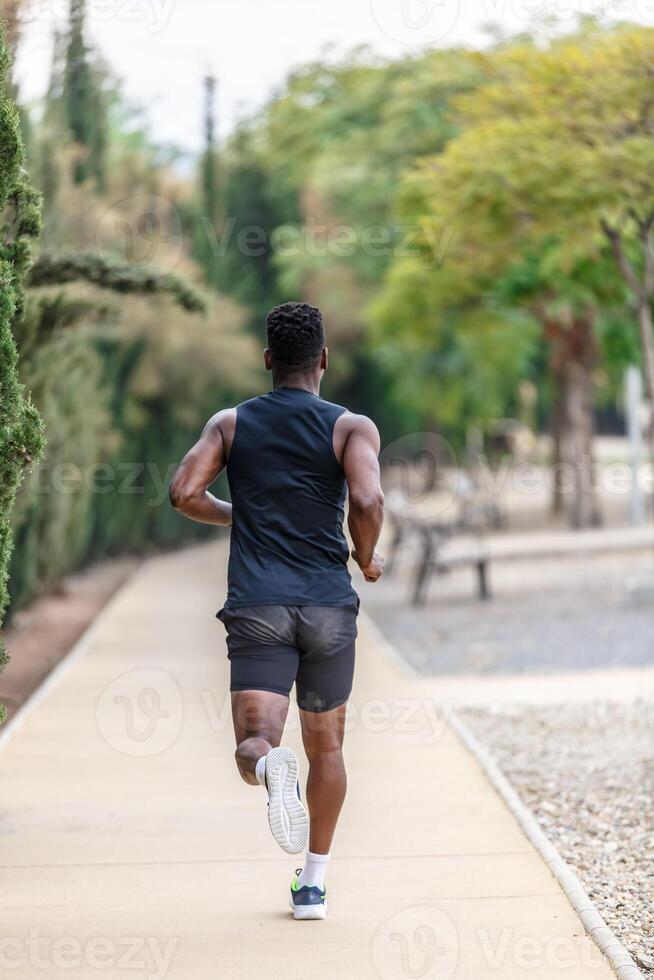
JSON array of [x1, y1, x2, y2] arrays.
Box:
[[272, 371, 321, 396]]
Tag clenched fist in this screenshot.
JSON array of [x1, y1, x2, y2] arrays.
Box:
[[352, 549, 384, 583]]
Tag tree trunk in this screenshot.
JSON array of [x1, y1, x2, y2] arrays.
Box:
[[564, 355, 600, 529], [637, 298, 654, 464], [550, 367, 567, 516], [545, 311, 601, 529]]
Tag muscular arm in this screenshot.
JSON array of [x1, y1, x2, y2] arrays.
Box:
[[168, 409, 235, 526], [339, 414, 385, 582]]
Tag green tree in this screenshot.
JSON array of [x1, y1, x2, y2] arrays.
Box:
[[212, 124, 285, 332], [370, 243, 540, 450], [0, 0, 25, 74], [0, 23, 44, 715], [193, 75, 221, 289], [429, 25, 654, 457], [27, 252, 206, 313], [376, 28, 647, 525], [63, 0, 107, 188]]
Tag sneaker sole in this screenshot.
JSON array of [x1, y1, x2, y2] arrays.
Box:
[[290, 901, 327, 921], [265, 746, 308, 855]]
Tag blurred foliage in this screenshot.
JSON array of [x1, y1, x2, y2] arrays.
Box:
[[206, 47, 489, 437], [208, 126, 287, 334], [371, 22, 654, 522], [189, 20, 654, 529], [370, 255, 540, 430], [10, 291, 255, 608], [28, 252, 206, 313], [4, 1, 258, 616], [209, 25, 653, 455], [10, 326, 110, 604], [0, 18, 45, 711]]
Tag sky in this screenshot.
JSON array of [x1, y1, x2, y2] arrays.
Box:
[[17, 0, 654, 154]]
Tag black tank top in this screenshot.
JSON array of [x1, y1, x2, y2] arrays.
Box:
[[224, 386, 358, 608]]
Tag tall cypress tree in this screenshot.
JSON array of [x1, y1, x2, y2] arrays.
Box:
[[202, 75, 219, 231], [36, 30, 65, 246], [0, 22, 44, 719], [213, 125, 283, 332], [193, 74, 220, 287], [63, 0, 106, 188]]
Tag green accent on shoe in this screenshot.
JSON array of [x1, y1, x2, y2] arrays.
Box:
[[290, 871, 326, 899]]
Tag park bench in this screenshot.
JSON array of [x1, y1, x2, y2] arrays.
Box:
[[384, 473, 502, 604], [385, 508, 492, 605], [386, 508, 654, 606]]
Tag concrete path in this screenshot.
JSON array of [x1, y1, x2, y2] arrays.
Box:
[[0, 543, 615, 980]]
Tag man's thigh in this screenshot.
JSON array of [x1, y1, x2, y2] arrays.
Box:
[[219, 604, 300, 699], [220, 605, 300, 747], [295, 605, 358, 714]]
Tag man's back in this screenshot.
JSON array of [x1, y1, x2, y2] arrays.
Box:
[[225, 386, 357, 609]]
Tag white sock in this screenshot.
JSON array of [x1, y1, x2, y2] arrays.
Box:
[[255, 755, 267, 786], [297, 851, 330, 890]]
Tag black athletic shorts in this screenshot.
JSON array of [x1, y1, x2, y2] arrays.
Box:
[[217, 603, 359, 713]]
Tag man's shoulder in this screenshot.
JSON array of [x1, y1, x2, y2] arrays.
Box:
[[202, 407, 237, 447], [335, 410, 379, 435], [205, 406, 237, 428], [333, 410, 380, 457]]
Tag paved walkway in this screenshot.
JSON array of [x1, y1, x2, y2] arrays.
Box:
[[0, 543, 615, 979]]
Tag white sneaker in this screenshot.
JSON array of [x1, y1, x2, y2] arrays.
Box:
[[262, 747, 309, 854]]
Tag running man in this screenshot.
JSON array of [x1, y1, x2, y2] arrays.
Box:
[[169, 302, 384, 920]]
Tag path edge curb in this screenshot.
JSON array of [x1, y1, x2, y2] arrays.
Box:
[[446, 707, 645, 980], [0, 561, 143, 756]]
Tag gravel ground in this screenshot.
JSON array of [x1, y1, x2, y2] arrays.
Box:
[[460, 701, 654, 976], [364, 549, 654, 675]]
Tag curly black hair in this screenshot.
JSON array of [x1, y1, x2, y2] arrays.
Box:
[[266, 302, 325, 372]]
